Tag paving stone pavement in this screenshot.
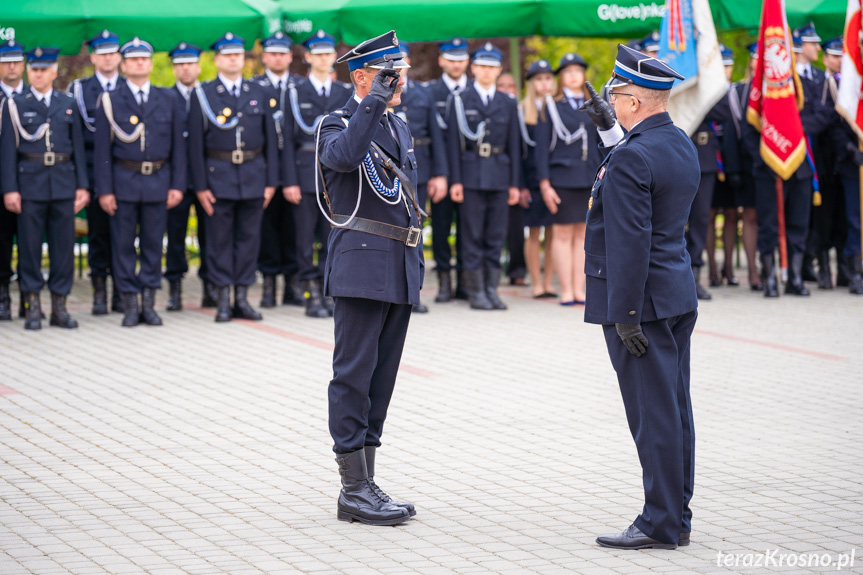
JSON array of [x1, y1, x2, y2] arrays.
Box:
[[1, 272, 861, 574]]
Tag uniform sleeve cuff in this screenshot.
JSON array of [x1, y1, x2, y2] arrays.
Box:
[[598, 123, 624, 148]]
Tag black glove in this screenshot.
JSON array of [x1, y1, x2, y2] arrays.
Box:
[[615, 323, 649, 357], [727, 172, 743, 190], [846, 142, 863, 166], [369, 61, 400, 104], [579, 81, 617, 131]]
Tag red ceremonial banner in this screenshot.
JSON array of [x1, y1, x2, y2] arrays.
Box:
[[746, 0, 806, 181]]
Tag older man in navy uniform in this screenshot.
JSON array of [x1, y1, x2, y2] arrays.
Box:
[[188, 32, 279, 322], [285, 30, 353, 318], [94, 38, 186, 327], [580, 44, 700, 549], [391, 42, 448, 313], [318, 30, 421, 526], [1, 47, 89, 330], [70, 30, 124, 314]]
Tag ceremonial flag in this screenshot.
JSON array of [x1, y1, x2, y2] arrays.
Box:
[[836, 0, 863, 141], [746, 0, 806, 181], [659, 0, 727, 136]]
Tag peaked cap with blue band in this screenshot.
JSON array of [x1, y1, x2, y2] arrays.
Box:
[[120, 37, 153, 59], [211, 32, 245, 54], [26, 47, 60, 69], [439, 37, 469, 61], [608, 43, 684, 91], [87, 29, 120, 54], [472, 42, 503, 67], [169, 42, 202, 64], [304, 30, 336, 54], [640, 31, 660, 53], [792, 22, 821, 52], [263, 31, 292, 53], [337, 30, 409, 70], [747, 42, 759, 58], [555, 52, 588, 74], [526, 59, 552, 79], [0, 40, 25, 63], [719, 44, 734, 66], [822, 36, 842, 56]]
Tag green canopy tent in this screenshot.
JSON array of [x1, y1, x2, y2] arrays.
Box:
[[0, 0, 283, 54]]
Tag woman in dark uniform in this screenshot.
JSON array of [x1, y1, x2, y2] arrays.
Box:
[[536, 54, 601, 305], [519, 60, 557, 298]]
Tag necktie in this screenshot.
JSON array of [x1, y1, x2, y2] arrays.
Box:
[[320, 87, 327, 100], [137, 89, 146, 109], [277, 80, 283, 92], [105, 82, 112, 92], [41, 97, 49, 108], [381, 114, 399, 152], [570, 97, 583, 110]]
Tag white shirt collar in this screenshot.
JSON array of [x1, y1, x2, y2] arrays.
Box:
[[1, 80, 23, 98], [796, 62, 811, 75], [218, 74, 242, 94], [474, 83, 496, 103], [127, 79, 151, 98], [309, 74, 332, 97], [95, 71, 119, 91], [175, 81, 197, 100], [442, 74, 467, 93], [265, 69, 289, 89], [30, 86, 53, 106], [563, 87, 583, 100]]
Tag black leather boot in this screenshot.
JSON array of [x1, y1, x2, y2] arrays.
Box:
[[837, 256, 852, 287], [233, 285, 263, 320], [0, 282, 11, 321], [762, 252, 779, 298], [848, 255, 863, 295], [283, 275, 304, 306], [303, 280, 329, 318], [141, 287, 163, 326], [454, 271, 468, 300], [335, 449, 410, 526], [802, 254, 818, 282], [121, 293, 140, 327], [23, 292, 41, 330], [166, 279, 183, 311], [260, 274, 277, 308], [92, 276, 108, 315], [364, 446, 416, 517], [693, 267, 712, 300], [463, 269, 493, 310], [201, 280, 218, 308], [483, 267, 507, 310], [786, 253, 811, 296], [215, 286, 231, 322], [435, 270, 452, 303], [111, 277, 123, 313], [49, 292, 78, 329], [817, 250, 833, 290], [19, 287, 45, 319]]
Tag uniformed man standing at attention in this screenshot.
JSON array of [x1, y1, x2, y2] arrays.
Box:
[[0, 39, 26, 321], [318, 30, 421, 526], [164, 42, 213, 311], [285, 30, 353, 319], [253, 31, 303, 309], [445, 43, 521, 311], [94, 38, 186, 327], [0, 47, 89, 330], [188, 32, 279, 323], [390, 42, 448, 313], [580, 44, 699, 549], [70, 30, 124, 315]]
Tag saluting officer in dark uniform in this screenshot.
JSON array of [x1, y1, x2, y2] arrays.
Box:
[[319, 31, 422, 527], [254, 31, 303, 309], [164, 42, 212, 311], [428, 38, 470, 302], [581, 44, 699, 549], [285, 30, 353, 318], [188, 32, 279, 322], [391, 42, 448, 314], [94, 38, 186, 327], [445, 43, 521, 311], [69, 30, 124, 315], [0, 39, 27, 321], [0, 47, 89, 330]]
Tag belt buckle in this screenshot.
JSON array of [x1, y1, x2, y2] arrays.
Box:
[[696, 132, 709, 146], [478, 142, 492, 158], [141, 161, 154, 176], [231, 149, 244, 164], [43, 151, 56, 166], [405, 227, 421, 248]]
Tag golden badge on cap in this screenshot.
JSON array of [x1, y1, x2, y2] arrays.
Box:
[[269, 98, 277, 108], [216, 115, 226, 124], [130, 115, 139, 125], [222, 107, 232, 117]]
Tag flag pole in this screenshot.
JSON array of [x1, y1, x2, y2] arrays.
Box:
[[775, 176, 788, 277]]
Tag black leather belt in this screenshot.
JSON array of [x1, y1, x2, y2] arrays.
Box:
[[412, 137, 431, 147], [472, 143, 505, 158], [331, 214, 421, 247], [19, 152, 72, 166], [207, 147, 263, 164], [115, 158, 167, 175]]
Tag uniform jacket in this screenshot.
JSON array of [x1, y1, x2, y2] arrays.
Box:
[[445, 85, 521, 190], [318, 95, 424, 305], [287, 77, 353, 192], [534, 95, 602, 189], [0, 90, 88, 200], [171, 84, 195, 191], [583, 112, 700, 326], [520, 115, 540, 190], [691, 97, 731, 175], [187, 77, 279, 199], [721, 81, 752, 179], [93, 83, 186, 202], [68, 74, 123, 181], [252, 72, 302, 188], [391, 79, 447, 185]]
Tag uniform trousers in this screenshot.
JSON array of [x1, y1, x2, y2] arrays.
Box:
[[17, 199, 75, 295], [0, 202, 16, 282], [810, 181, 847, 253], [165, 190, 209, 281], [87, 196, 113, 277], [507, 203, 526, 279], [258, 191, 298, 277], [602, 309, 697, 546], [202, 197, 264, 288], [329, 297, 412, 454], [431, 195, 459, 271], [841, 178, 862, 257], [686, 174, 716, 268], [110, 200, 167, 294], [293, 193, 330, 282], [460, 188, 508, 271], [754, 175, 812, 256]]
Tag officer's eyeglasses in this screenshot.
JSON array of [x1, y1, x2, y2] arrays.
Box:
[[609, 91, 642, 105]]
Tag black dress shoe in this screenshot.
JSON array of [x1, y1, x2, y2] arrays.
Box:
[[679, 532, 690, 546], [596, 524, 677, 550], [411, 302, 429, 313]]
